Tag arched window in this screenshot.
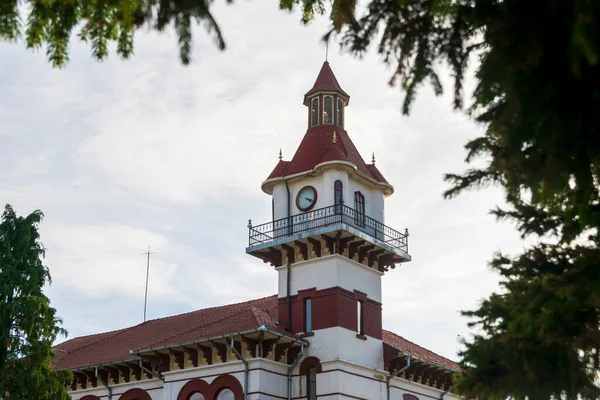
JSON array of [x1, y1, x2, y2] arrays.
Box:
[[354, 191, 365, 227], [119, 388, 152, 400], [323, 96, 333, 124], [307, 366, 317, 400], [337, 98, 344, 127], [215, 388, 235, 400], [177, 378, 210, 400], [208, 375, 243, 400], [310, 98, 319, 126], [300, 357, 322, 400], [334, 180, 343, 213]]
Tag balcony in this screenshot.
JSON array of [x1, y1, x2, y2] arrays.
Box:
[[246, 205, 410, 270]]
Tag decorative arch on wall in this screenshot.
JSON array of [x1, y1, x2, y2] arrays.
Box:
[[300, 357, 322, 400], [80, 396, 101, 400], [119, 388, 153, 400], [177, 378, 210, 400], [403, 394, 419, 400], [209, 375, 243, 400], [299, 356, 323, 375]]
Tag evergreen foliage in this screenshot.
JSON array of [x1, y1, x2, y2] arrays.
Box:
[[0, 205, 71, 400], [0, 0, 225, 67]]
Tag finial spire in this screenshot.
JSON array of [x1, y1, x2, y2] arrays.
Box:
[[325, 40, 329, 62], [332, 131, 337, 143], [279, 148, 283, 161], [372, 152, 376, 164]]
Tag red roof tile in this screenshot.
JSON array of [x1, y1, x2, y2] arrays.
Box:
[[304, 62, 350, 104], [53, 296, 279, 370], [367, 164, 389, 184], [265, 125, 389, 188], [54, 296, 457, 373], [382, 329, 459, 371]]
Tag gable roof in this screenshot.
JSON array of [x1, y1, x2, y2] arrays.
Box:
[[54, 295, 457, 373]]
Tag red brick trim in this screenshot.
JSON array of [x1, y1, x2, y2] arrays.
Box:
[[279, 286, 382, 338], [403, 394, 419, 400], [165, 370, 245, 384], [119, 388, 152, 400], [389, 385, 441, 400], [246, 391, 287, 399], [209, 374, 244, 400], [317, 393, 367, 399], [299, 356, 323, 375], [297, 287, 317, 300], [177, 378, 210, 400], [353, 290, 368, 302]]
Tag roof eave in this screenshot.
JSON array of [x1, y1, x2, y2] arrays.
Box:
[[261, 162, 394, 196], [396, 351, 460, 374], [132, 326, 307, 356], [261, 161, 358, 194], [303, 90, 350, 106]]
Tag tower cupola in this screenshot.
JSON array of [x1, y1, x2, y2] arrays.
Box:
[[304, 61, 350, 128]]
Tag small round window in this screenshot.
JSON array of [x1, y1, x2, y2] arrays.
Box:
[[215, 388, 235, 400], [189, 393, 206, 400]]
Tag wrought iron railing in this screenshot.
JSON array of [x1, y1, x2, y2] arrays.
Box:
[[247, 204, 409, 253]]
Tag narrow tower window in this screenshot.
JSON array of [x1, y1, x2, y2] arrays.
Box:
[[357, 300, 364, 335], [354, 191, 365, 227], [307, 366, 317, 400], [304, 298, 312, 333], [323, 96, 333, 124], [310, 98, 319, 127], [337, 98, 344, 127], [334, 180, 343, 214]]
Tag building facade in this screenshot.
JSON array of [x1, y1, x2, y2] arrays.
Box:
[[54, 62, 460, 400]]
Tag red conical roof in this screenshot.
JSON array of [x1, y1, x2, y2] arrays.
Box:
[[303, 62, 350, 105]]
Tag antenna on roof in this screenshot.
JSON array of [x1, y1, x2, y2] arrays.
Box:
[[325, 40, 329, 62], [142, 246, 155, 322]]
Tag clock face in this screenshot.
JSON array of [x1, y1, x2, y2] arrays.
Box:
[[296, 186, 318, 211]]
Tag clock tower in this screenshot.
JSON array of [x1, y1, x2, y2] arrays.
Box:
[[246, 61, 410, 371]]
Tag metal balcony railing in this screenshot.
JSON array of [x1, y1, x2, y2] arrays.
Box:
[[247, 204, 408, 253]]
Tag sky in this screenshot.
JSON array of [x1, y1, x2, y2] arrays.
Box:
[[0, 1, 524, 362]]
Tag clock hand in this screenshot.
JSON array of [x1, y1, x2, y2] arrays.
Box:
[[304, 197, 313, 202]]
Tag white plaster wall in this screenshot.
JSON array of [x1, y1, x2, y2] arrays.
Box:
[[270, 168, 386, 223], [70, 358, 461, 400], [69, 378, 164, 400], [272, 183, 288, 221], [277, 255, 382, 302], [304, 326, 385, 370], [346, 175, 385, 223], [247, 360, 288, 400], [290, 359, 459, 400], [164, 361, 245, 399], [164, 359, 291, 400], [390, 376, 462, 400]]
